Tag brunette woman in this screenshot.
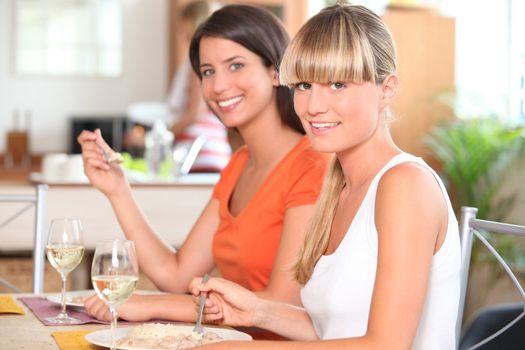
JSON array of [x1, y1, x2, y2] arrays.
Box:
[[78, 5, 328, 322]]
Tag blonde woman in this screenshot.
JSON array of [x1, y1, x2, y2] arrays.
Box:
[[190, 4, 461, 349]]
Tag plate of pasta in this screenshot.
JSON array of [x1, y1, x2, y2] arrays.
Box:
[[85, 323, 252, 349]]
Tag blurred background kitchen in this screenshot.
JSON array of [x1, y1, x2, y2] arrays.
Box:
[[0, 0, 524, 327]]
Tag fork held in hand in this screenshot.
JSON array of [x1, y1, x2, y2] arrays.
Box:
[[194, 274, 210, 336], [94, 137, 123, 164]]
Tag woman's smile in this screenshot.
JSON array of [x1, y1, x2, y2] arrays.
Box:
[[309, 121, 341, 135], [217, 95, 243, 111]]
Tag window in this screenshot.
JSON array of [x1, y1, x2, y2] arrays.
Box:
[[509, 1, 525, 122], [435, 0, 524, 123], [311, 0, 525, 123], [14, 0, 123, 77]]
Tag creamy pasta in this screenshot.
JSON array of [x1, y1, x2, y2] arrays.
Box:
[[117, 323, 223, 349]]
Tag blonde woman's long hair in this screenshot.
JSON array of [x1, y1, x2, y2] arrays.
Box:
[[280, 4, 397, 284]]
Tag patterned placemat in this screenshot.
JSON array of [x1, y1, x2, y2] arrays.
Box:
[[18, 297, 107, 325]]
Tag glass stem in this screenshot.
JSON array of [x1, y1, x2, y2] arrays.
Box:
[[110, 307, 118, 350], [60, 274, 67, 316]]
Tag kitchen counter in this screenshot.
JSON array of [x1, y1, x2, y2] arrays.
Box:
[[0, 173, 218, 252], [29, 171, 220, 187]]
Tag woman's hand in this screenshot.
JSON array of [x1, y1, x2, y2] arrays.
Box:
[[189, 277, 261, 327], [84, 294, 153, 322], [77, 129, 127, 197], [190, 277, 318, 342], [84, 294, 111, 321]]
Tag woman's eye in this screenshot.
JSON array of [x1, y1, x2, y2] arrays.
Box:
[[295, 82, 311, 91], [230, 63, 244, 71], [201, 68, 214, 77], [331, 82, 346, 90]]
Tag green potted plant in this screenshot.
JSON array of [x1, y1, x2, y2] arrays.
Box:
[[425, 117, 525, 221], [425, 117, 525, 320]]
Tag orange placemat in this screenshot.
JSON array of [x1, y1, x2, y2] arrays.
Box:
[[0, 295, 25, 314], [51, 330, 100, 350]]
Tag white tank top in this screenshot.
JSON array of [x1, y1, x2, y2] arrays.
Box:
[[301, 153, 460, 349]]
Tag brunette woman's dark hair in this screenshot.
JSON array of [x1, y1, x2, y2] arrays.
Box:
[[189, 4, 304, 134]]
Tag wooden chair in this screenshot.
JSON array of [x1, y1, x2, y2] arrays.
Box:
[[457, 206, 525, 349], [0, 184, 47, 293]]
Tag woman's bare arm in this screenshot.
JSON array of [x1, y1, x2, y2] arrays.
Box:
[[79, 129, 220, 293], [254, 204, 314, 304]]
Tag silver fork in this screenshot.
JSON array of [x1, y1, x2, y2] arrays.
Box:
[[96, 142, 123, 164], [193, 274, 210, 336]]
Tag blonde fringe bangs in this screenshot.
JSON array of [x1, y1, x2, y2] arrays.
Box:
[[279, 12, 377, 87]]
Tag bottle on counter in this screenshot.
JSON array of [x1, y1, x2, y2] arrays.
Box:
[[144, 119, 174, 179], [5, 108, 31, 169]]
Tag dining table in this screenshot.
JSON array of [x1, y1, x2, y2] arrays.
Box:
[[0, 292, 108, 349], [0, 292, 280, 349]]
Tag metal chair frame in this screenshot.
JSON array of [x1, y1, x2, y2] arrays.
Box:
[[457, 206, 525, 349], [0, 184, 48, 293]]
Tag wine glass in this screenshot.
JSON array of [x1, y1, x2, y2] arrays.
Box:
[[45, 218, 85, 324], [91, 239, 139, 350]]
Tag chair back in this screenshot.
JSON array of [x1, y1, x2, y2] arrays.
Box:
[[457, 206, 525, 347], [0, 184, 47, 293]]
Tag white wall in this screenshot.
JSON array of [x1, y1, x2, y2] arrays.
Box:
[[0, 0, 168, 154]]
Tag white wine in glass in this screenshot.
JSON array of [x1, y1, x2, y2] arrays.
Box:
[[91, 239, 138, 350], [45, 218, 85, 324]]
